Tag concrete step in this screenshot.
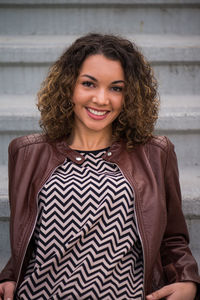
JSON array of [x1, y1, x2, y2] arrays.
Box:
[[158, 95, 200, 131], [0, 93, 200, 167], [1, 0, 200, 4], [0, 164, 200, 270], [0, 94, 39, 165], [0, 0, 199, 36], [157, 95, 200, 168], [0, 35, 200, 95], [1, 34, 200, 63]]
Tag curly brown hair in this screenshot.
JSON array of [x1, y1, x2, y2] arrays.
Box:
[[37, 33, 159, 149]]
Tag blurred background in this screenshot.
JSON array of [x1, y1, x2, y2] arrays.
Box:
[[0, 0, 200, 271]]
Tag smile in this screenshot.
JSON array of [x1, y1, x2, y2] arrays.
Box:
[[87, 107, 108, 116]]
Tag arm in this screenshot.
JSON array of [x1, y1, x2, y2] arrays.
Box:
[[162, 140, 199, 281], [148, 138, 200, 299], [0, 141, 17, 297]]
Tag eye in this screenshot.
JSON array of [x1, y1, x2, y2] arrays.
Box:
[[111, 86, 123, 92], [82, 81, 95, 88]]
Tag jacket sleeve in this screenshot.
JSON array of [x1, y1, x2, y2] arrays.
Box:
[[0, 140, 17, 283], [160, 138, 200, 298], [0, 258, 16, 283]]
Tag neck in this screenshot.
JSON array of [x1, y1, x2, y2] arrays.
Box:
[[68, 128, 112, 151]]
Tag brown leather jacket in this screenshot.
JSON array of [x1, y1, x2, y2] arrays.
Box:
[[0, 133, 200, 298]]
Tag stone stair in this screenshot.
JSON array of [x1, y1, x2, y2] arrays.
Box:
[[0, 0, 200, 270]]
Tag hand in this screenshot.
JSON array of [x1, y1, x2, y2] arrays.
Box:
[[0, 281, 16, 300], [146, 282, 197, 300]]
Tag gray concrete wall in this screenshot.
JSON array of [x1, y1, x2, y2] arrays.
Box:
[[0, 0, 200, 272]]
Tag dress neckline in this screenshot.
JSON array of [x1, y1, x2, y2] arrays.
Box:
[[75, 147, 110, 155]]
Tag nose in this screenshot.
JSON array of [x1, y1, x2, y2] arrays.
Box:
[[92, 88, 109, 106]]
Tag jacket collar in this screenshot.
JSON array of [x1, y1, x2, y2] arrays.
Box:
[[54, 138, 125, 165]]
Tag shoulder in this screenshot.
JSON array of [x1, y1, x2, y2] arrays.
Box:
[[145, 135, 174, 154], [8, 133, 49, 158], [142, 136, 176, 169], [119, 135, 174, 156]]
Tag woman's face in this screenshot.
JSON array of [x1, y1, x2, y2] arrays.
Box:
[[72, 54, 125, 137]]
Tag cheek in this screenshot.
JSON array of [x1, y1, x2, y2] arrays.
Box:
[[72, 85, 82, 103], [72, 88, 90, 106], [72, 94, 82, 107], [113, 97, 124, 112]]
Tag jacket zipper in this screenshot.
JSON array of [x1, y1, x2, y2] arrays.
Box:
[[112, 162, 146, 299], [15, 160, 66, 288]]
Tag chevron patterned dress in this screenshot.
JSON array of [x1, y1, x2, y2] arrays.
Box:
[[17, 149, 144, 299]]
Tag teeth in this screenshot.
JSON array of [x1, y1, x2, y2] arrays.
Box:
[[88, 108, 107, 116]]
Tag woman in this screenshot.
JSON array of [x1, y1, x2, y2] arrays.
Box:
[[0, 33, 199, 300]]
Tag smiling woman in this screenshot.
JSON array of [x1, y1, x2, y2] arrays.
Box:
[[0, 33, 200, 300]]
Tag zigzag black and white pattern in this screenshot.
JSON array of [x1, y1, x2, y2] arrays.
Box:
[[17, 149, 144, 299]]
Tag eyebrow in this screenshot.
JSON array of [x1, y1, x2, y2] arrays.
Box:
[[81, 74, 125, 84]]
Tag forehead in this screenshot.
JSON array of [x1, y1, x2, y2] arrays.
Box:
[[79, 54, 125, 79]]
